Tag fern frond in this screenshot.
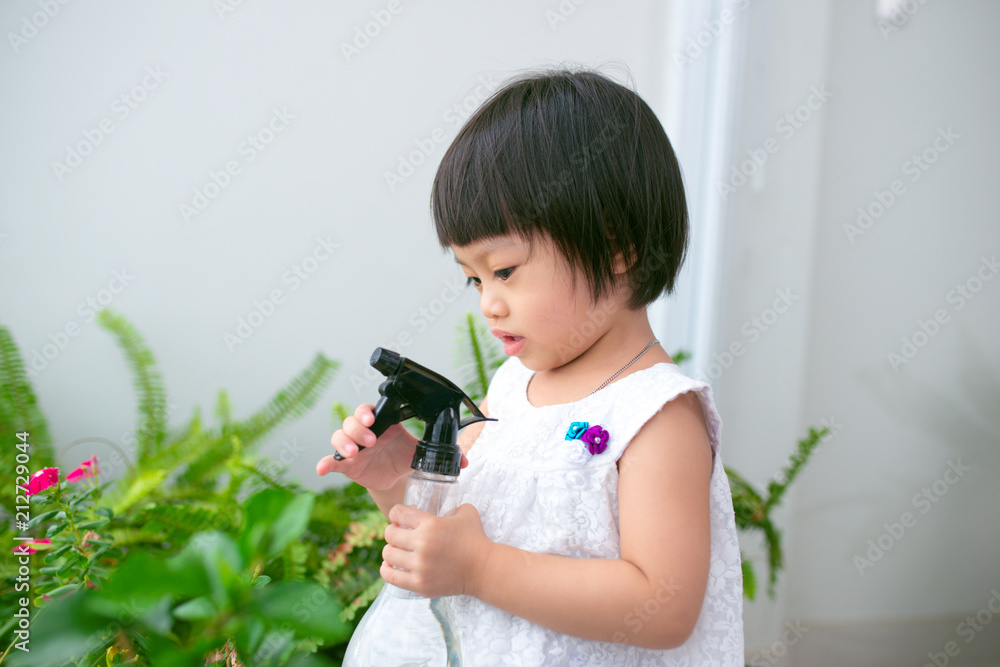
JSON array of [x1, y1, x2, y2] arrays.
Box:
[[724, 466, 765, 530], [670, 349, 691, 365], [764, 426, 828, 511], [96, 310, 167, 462], [137, 503, 230, 543], [215, 390, 233, 425], [0, 324, 53, 458], [741, 557, 757, 601], [231, 354, 338, 445], [331, 402, 350, 430], [340, 577, 383, 623], [111, 469, 169, 515], [454, 312, 504, 406], [282, 541, 309, 582], [179, 434, 238, 486], [761, 520, 784, 596], [233, 457, 299, 495], [154, 426, 222, 474]]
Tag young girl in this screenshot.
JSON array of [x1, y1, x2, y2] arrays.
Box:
[[316, 68, 744, 665]]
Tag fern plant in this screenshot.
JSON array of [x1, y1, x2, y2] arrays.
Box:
[[93, 309, 338, 519], [0, 326, 55, 515]]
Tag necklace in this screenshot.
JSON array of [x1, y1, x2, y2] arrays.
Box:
[[589, 339, 659, 396]]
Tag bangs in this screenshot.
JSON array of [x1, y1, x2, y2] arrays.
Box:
[[431, 80, 555, 248]]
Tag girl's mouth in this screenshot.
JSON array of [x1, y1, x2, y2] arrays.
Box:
[[492, 330, 525, 356]]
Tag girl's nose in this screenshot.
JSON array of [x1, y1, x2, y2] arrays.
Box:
[[479, 284, 508, 320]]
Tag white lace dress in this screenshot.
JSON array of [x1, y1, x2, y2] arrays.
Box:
[[447, 357, 744, 666]]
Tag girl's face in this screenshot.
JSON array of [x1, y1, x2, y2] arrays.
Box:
[[452, 232, 627, 372]]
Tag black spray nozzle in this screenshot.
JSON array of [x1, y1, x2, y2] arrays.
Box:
[[411, 407, 462, 476], [333, 347, 496, 468], [370, 347, 403, 376]]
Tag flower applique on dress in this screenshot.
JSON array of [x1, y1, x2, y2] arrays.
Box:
[[562, 421, 610, 464]]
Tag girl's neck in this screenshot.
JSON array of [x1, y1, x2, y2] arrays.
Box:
[[525, 313, 672, 407]]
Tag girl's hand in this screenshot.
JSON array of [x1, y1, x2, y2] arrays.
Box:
[[381, 503, 494, 598], [315, 403, 418, 491]]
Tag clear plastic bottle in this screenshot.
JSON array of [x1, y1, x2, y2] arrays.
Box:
[[343, 412, 465, 667]]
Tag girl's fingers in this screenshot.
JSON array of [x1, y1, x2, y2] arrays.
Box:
[[316, 454, 339, 475], [355, 403, 375, 426], [330, 428, 360, 458], [344, 414, 376, 448], [382, 542, 415, 570]]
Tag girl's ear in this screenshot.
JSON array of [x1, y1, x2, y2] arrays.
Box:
[[603, 209, 634, 275], [611, 249, 631, 275]]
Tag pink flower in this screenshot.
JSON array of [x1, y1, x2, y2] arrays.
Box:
[[66, 456, 100, 483], [581, 425, 610, 455], [11, 539, 51, 555], [22, 467, 59, 496]]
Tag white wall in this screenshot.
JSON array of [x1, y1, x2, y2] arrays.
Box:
[[0, 3, 675, 486], [713, 0, 1000, 663]]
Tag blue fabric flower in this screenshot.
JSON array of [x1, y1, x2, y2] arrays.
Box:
[[565, 421, 589, 440]]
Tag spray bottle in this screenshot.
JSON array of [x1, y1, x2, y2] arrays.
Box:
[[341, 347, 494, 667]]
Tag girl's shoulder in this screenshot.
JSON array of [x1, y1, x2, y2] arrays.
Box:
[[596, 361, 723, 460]]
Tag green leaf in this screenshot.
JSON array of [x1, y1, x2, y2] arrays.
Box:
[[6, 592, 107, 667], [101, 552, 204, 603], [69, 485, 99, 506], [268, 493, 315, 558], [240, 489, 315, 561], [742, 558, 757, 600], [174, 531, 245, 609], [44, 544, 71, 562], [25, 509, 63, 528], [45, 521, 68, 538], [42, 583, 80, 599], [77, 517, 111, 530], [172, 596, 217, 621]]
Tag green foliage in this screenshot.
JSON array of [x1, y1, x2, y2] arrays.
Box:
[[8, 488, 347, 667], [97, 310, 168, 463], [726, 426, 829, 598], [0, 313, 381, 665], [0, 326, 55, 515]]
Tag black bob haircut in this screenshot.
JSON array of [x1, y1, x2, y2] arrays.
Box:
[[431, 67, 689, 310]]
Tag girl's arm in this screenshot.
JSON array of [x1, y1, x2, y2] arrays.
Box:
[[381, 391, 712, 650]]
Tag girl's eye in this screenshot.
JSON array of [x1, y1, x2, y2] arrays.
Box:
[[495, 267, 514, 281], [466, 276, 481, 288]]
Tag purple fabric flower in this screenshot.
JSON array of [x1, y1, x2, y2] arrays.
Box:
[[565, 422, 589, 440], [581, 425, 609, 455]]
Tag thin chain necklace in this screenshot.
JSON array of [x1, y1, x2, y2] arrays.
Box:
[[589, 339, 659, 396]]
